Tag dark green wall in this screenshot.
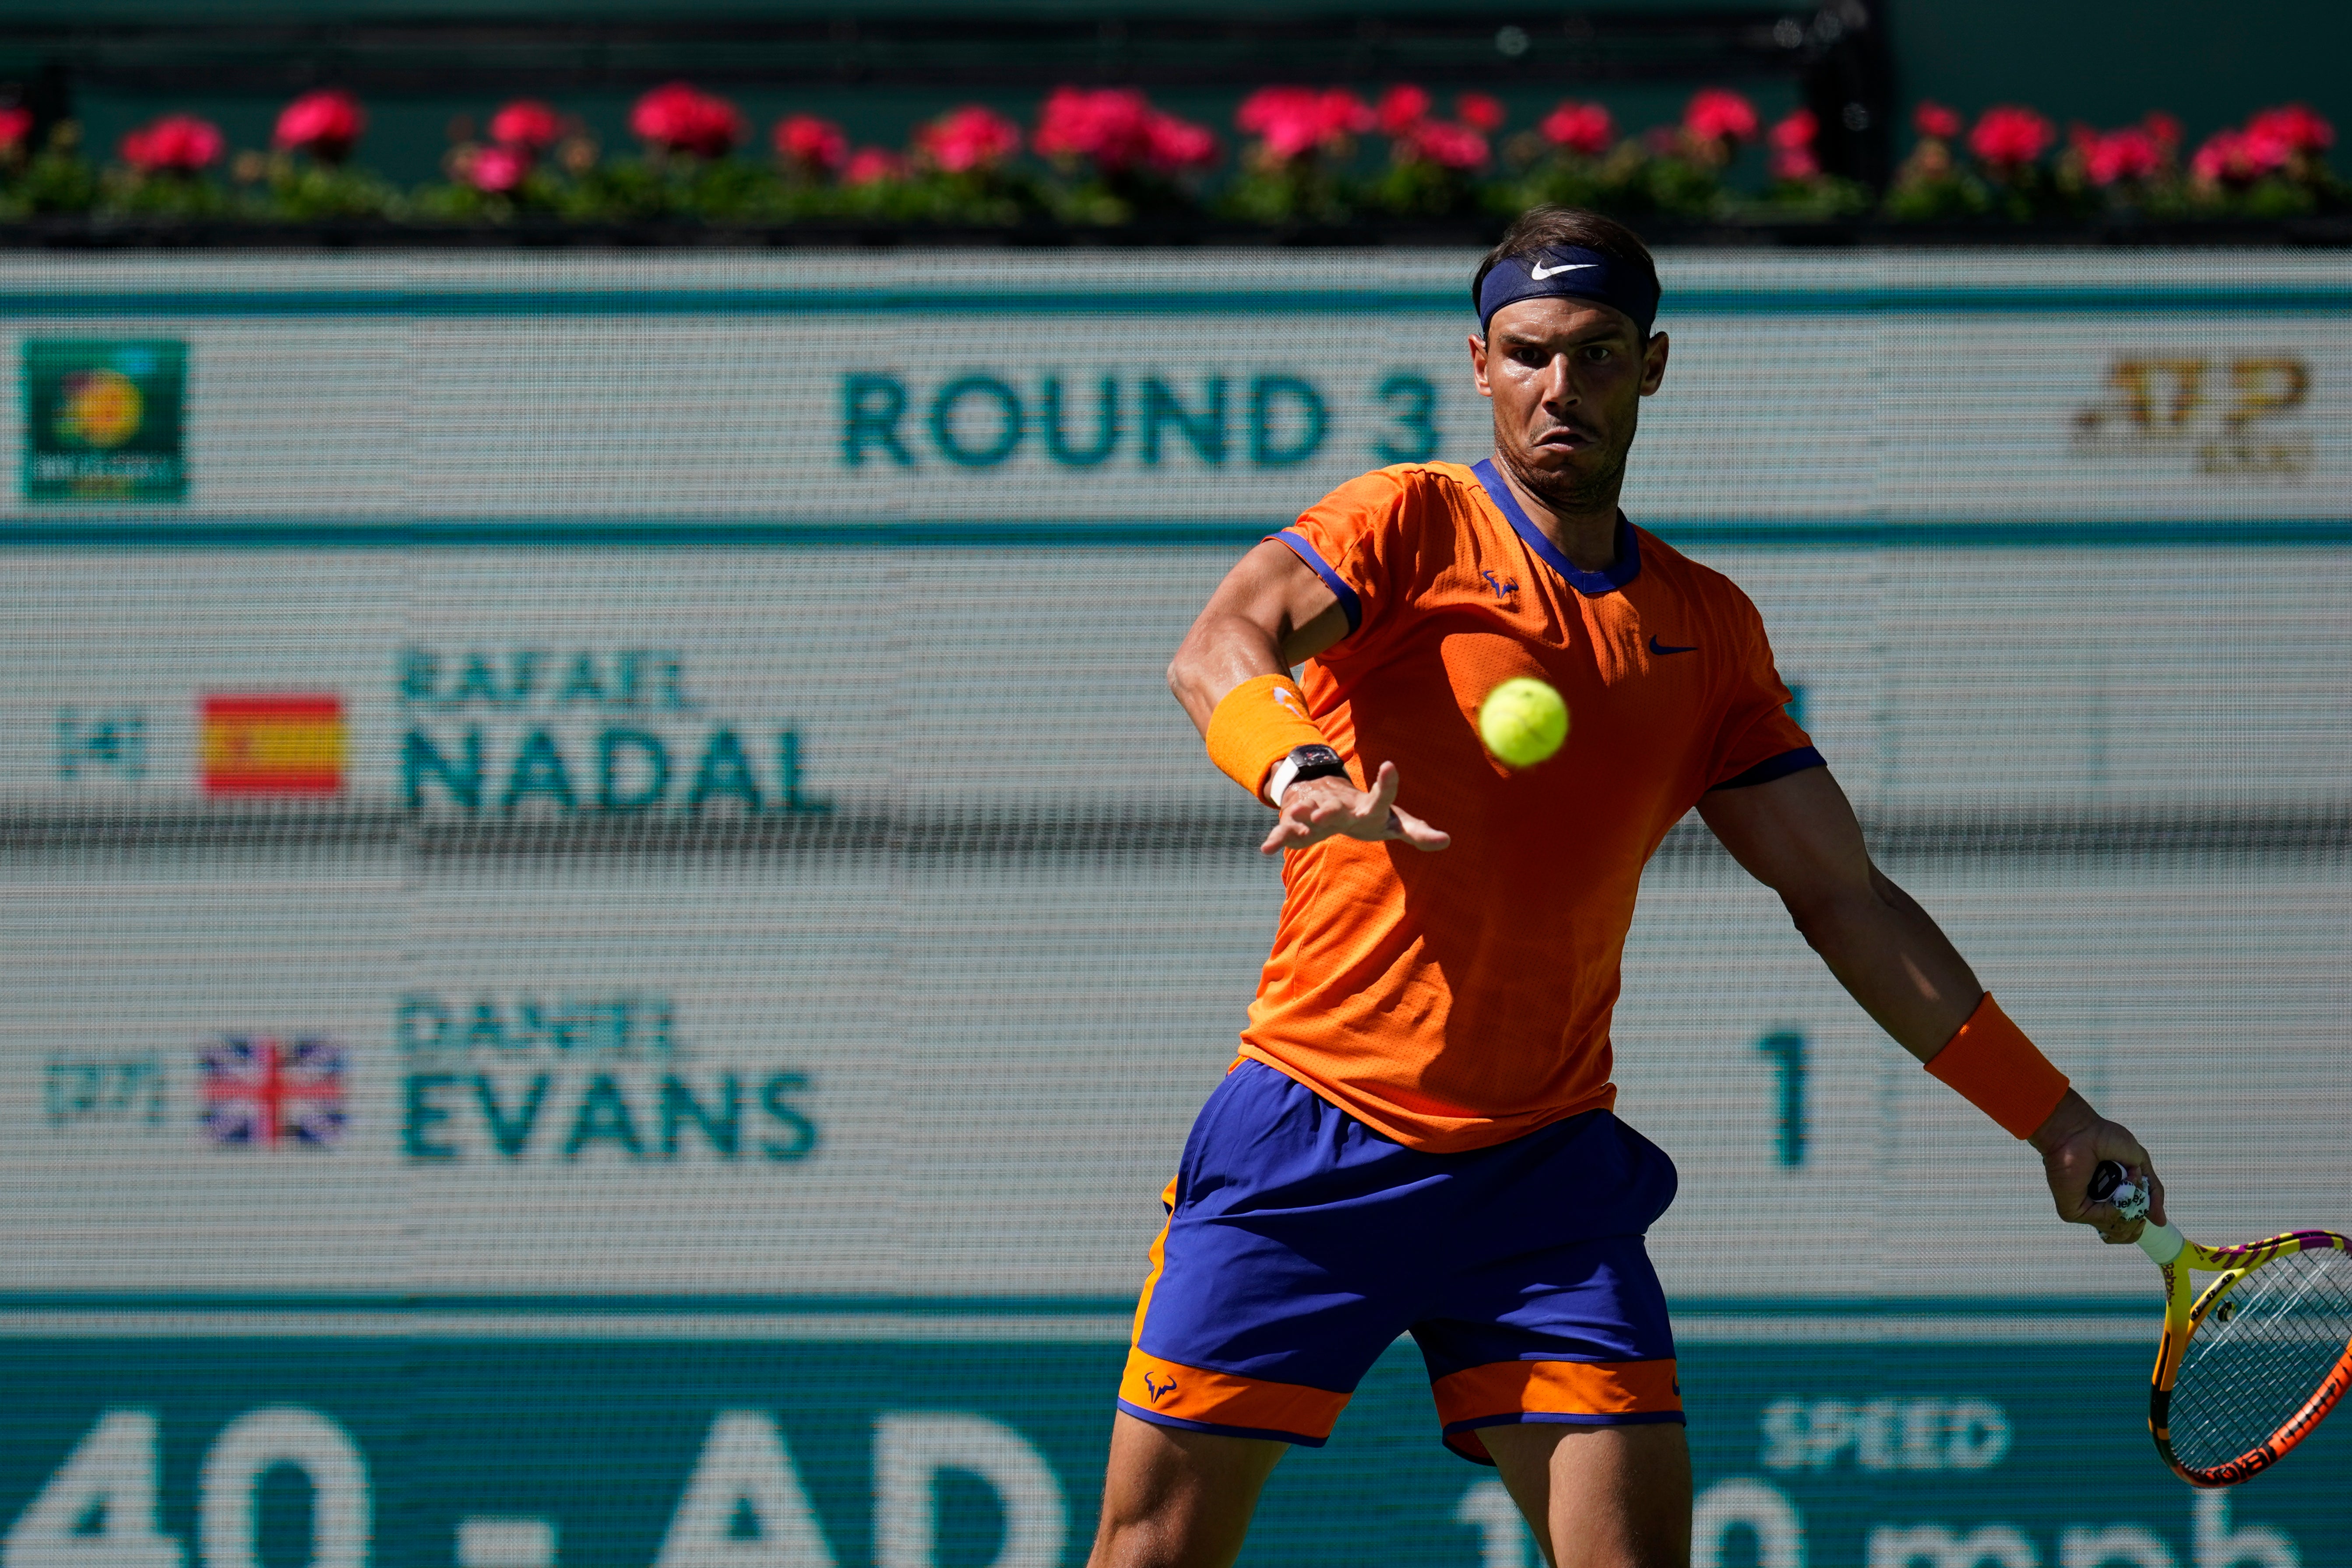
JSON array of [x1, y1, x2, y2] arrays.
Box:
[[1889, 0, 2352, 143], [0, 1, 2340, 184]]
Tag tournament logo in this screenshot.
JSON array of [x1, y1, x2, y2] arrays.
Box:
[[21, 339, 187, 502], [199, 1035, 348, 1148], [200, 694, 346, 796]]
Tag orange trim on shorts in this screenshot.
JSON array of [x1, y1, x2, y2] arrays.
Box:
[[1118, 1348, 1351, 1444], [1128, 1175, 1180, 1344], [1432, 1359, 1683, 1460]]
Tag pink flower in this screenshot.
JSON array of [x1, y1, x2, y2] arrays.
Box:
[[1035, 87, 1148, 166], [2079, 127, 2161, 186], [844, 147, 903, 185], [1396, 120, 1488, 171], [1032, 88, 1216, 175], [1683, 88, 1759, 144], [2142, 111, 2182, 148], [772, 113, 848, 174], [1769, 106, 1817, 151], [1456, 93, 1506, 134], [1968, 105, 2054, 169], [2246, 102, 2333, 155], [1144, 112, 1218, 172], [463, 143, 531, 193], [489, 100, 561, 151], [274, 89, 366, 162], [0, 106, 31, 153], [2190, 126, 2292, 187], [1913, 101, 1961, 140], [1376, 85, 1431, 137], [630, 83, 745, 159], [119, 113, 224, 173], [1034, 88, 1207, 173], [1768, 107, 1818, 180], [1538, 100, 1614, 157], [1236, 86, 1373, 161], [916, 105, 1021, 173]]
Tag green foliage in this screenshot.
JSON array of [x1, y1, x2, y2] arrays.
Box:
[[258, 156, 402, 222], [1216, 159, 1355, 227], [1365, 160, 1485, 222], [0, 124, 102, 217], [97, 170, 237, 219]]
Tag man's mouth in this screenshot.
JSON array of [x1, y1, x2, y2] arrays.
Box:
[[1532, 424, 1594, 451]]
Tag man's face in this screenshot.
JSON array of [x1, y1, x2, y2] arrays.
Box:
[[1470, 296, 1669, 502]]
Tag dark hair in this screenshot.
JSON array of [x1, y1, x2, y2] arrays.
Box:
[[1471, 207, 1660, 331]]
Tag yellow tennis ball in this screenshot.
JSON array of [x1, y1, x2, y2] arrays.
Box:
[[1478, 677, 1569, 769]]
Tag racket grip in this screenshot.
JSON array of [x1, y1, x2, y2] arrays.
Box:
[[2136, 1220, 2186, 1265]]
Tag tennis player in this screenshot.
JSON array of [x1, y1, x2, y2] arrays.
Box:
[[1088, 207, 2170, 1568]]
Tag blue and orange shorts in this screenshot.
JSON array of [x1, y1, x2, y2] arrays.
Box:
[[1118, 1059, 1682, 1464]]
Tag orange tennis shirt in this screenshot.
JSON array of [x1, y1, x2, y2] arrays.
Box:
[[1240, 459, 1820, 1153]]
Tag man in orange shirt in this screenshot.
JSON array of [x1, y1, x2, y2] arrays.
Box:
[[1088, 208, 2167, 1568]]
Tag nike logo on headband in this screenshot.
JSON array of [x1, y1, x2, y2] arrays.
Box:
[[1529, 261, 1598, 279]]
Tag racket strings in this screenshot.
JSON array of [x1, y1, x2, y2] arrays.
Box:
[[2169, 1247, 2352, 1470]]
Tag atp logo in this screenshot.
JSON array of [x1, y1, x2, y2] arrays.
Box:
[[2071, 354, 2313, 476], [1141, 1371, 1178, 1405], [1481, 570, 1520, 601]]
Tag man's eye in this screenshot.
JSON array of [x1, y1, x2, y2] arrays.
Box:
[[1584, 345, 1613, 361]]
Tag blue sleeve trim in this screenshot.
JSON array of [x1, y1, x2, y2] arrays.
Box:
[[1271, 529, 1363, 635], [1115, 1400, 1331, 1448], [1709, 745, 1827, 792]]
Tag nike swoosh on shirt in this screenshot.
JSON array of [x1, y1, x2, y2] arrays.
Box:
[[1648, 635, 1698, 655], [1529, 261, 1599, 280]]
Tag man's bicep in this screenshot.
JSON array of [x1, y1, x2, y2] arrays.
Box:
[[1695, 763, 1872, 905], [1208, 538, 1351, 665]]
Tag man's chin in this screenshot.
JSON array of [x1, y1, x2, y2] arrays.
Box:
[[1503, 441, 1627, 509]]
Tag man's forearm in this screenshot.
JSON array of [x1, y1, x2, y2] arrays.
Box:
[[1167, 613, 1288, 737], [1787, 867, 1984, 1064]]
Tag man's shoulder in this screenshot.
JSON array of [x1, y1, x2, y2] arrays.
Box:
[[1631, 524, 1756, 610], [1310, 460, 1484, 521]]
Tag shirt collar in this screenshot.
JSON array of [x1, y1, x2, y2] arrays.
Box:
[[1472, 458, 1641, 597]]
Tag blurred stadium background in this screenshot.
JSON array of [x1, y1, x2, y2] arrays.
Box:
[[0, 4, 2348, 1568]]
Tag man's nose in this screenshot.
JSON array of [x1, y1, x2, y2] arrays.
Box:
[[1540, 355, 1577, 404]]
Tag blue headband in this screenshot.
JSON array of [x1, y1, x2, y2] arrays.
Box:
[[1475, 246, 1660, 338]]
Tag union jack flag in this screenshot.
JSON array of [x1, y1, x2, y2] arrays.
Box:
[[199, 1036, 347, 1148]]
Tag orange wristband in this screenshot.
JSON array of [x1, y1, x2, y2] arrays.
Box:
[[1922, 993, 2071, 1139], [1205, 674, 1330, 801]]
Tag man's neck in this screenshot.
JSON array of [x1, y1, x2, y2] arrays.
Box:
[[1491, 452, 1623, 572]]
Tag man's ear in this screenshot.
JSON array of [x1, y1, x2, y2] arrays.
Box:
[[1639, 330, 1671, 395], [1468, 333, 1493, 397]]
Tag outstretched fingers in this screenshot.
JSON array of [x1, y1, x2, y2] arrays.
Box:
[[1255, 760, 1451, 856], [1368, 762, 1451, 851], [1387, 806, 1453, 852]]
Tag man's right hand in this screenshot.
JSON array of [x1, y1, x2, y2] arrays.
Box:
[[1260, 760, 1451, 856]]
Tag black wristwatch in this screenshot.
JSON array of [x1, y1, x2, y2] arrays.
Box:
[[1266, 743, 1349, 805]]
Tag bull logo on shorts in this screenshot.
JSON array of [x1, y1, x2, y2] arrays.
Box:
[[1141, 1371, 1178, 1404]]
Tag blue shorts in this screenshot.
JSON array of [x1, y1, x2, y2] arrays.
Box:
[[1119, 1059, 1682, 1464]]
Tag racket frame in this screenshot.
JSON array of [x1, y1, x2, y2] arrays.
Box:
[[2141, 1223, 2352, 1487]]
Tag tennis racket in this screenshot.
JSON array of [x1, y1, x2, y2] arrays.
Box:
[[2090, 1159, 2352, 1487]]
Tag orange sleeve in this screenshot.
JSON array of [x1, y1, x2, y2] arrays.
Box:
[[1267, 469, 1415, 651], [1704, 585, 1820, 790]]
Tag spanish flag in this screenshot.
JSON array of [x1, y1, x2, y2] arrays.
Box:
[[201, 694, 345, 796]]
